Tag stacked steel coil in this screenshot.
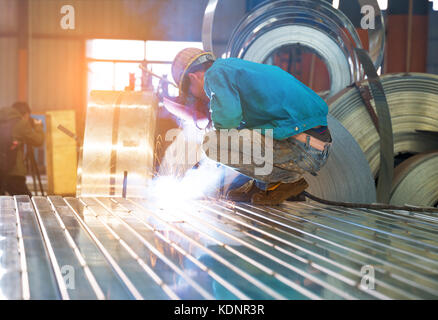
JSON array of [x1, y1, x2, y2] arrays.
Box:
[[203, 0, 385, 97], [329, 73, 438, 206], [391, 152, 438, 207], [304, 116, 376, 203]]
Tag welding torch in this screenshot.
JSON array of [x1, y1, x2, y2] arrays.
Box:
[[138, 64, 178, 89]]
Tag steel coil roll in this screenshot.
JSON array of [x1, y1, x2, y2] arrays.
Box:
[[77, 91, 157, 197], [390, 152, 438, 207], [203, 0, 385, 97], [304, 115, 377, 203], [329, 73, 438, 177]]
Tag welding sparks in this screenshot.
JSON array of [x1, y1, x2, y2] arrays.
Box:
[[148, 160, 225, 209], [150, 118, 224, 209]]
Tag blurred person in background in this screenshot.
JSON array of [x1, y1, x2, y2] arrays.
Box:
[[0, 102, 45, 196]]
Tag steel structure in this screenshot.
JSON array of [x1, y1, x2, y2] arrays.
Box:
[[1, 195, 438, 300]]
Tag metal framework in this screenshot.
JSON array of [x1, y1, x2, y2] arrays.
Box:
[[1, 195, 438, 300]]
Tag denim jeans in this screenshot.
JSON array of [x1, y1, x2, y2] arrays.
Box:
[[203, 129, 331, 190]]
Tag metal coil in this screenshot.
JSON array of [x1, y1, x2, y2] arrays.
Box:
[[304, 116, 376, 203], [391, 152, 438, 207], [203, 0, 385, 97], [77, 91, 157, 197], [329, 73, 438, 177]]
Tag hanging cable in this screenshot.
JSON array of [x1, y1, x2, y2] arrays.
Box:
[[303, 192, 438, 213]]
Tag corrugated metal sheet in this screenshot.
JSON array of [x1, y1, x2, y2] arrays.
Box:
[[29, 38, 84, 113], [0, 37, 17, 108], [29, 0, 215, 41], [1, 195, 438, 300], [0, 0, 17, 34]]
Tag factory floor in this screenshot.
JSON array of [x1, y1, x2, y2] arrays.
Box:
[[1, 194, 437, 300]]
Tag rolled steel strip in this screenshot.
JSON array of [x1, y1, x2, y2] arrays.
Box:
[[391, 152, 438, 207], [355, 48, 394, 203], [329, 73, 438, 179]]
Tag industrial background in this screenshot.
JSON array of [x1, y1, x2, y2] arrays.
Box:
[[1, 0, 438, 301], [1, 0, 438, 124]]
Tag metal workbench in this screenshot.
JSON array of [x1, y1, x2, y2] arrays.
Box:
[[1, 195, 437, 300]]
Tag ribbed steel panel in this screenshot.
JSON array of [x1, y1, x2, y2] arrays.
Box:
[[1, 195, 437, 300]]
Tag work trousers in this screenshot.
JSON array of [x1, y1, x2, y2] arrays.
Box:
[[202, 129, 331, 189]]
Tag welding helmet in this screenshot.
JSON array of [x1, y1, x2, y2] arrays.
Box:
[[171, 48, 216, 94]]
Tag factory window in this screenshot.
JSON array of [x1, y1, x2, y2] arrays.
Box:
[[86, 39, 203, 96], [145, 41, 203, 96], [87, 39, 146, 61]]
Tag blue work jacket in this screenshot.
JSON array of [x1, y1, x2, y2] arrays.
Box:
[[204, 58, 329, 140]]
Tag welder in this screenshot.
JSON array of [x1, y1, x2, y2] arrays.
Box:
[[169, 48, 332, 205]]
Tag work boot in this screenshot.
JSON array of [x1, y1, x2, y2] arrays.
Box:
[[226, 180, 265, 202], [251, 178, 309, 206], [287, 192, 307, 202]]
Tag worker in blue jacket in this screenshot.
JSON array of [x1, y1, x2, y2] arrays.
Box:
[[169, 48, 332, 205]]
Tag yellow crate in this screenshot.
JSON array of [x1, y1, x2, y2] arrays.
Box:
[[45, 110, 77, 196]]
